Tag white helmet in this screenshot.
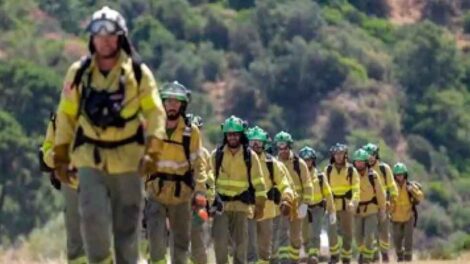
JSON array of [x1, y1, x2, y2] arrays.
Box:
[[87, 6, 128, 35]]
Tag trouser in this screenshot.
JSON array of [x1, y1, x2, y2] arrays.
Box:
[[303, 206, 325, 261], [278, 216, 302, 263], [62, 185, 87, 264], [355, 214, 378, 263], [191, 214, 208, 264], [328, 210, 353, 262], [392, 218, 414, 261], [146, 199, 191, 264], [377, 213, 391, 254], [78, 167, 143, 264], [213, 211, 249, 264], [248, 218, 274, 263], [271, 216, 282, 263]]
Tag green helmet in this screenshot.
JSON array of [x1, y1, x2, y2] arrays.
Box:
[[160, 81, 191, 102], [222, 115, 246, 133], [274, 131, 294, 145], [247, 126, 268, 142], [352, 148, 370, 162], [363, 143, 379, 155], [299, 146, 317, 160], [393, 162, 408, 175]]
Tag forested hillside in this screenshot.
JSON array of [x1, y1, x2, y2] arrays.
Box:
[[1, 0, 470, 260]]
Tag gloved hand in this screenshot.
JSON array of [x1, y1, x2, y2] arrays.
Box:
[[209, 194, 224, 216], [139, 154, 158, 177], [347, 200, 358, 212], [280, 200, 291, 216], [385, 201, 391, 212], [329, 212, 337, 225], [297, 203, 308, 219], [139, 136, 162, 177], [254, 198, 266, 220], [53, 144, 72, 184]]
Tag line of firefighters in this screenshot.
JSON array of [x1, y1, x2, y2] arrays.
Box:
[[38, 6, 424, 264]]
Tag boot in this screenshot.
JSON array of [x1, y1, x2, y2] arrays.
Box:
[[381, 252, 389, 262], [308, 256, 319, 264], [358, 254, 363, 264], [328, 255, 339, 264], [404, 253, 412, 262], [396, 252, 404, 262]]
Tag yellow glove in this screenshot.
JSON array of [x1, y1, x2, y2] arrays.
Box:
[[280, 198, 292, 217], [139, 136, 162, 177], [254, 197, 266, 220], [53, 144, 72, 184]]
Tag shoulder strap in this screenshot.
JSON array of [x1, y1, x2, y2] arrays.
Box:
[[326, 164, 333, 183], [243, 145, 253, 189], [182, 124, 192, 168], [293, 154, 303, 192], [379, 163, 387, 185], [72, 56, 92, 89], [318, 172, 324, 191], [131, 60, 143, 87], [49, 112, 56, 132], [214, 145, 225, 180], [265, 153, 275, 184], [347, 165, 353, 185]]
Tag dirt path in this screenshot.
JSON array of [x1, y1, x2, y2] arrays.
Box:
[[388, 0, 424, 25]]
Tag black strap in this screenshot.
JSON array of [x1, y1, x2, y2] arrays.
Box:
[[356, 196, 378, 214], [148, 172, 195, 197], [73, 55, 143, 121], [50, 112, 57, 131], [266, 153, 275, 185], [379, 163, 387, 185], [163, 123, 192, 169], [72, 56, 143, 89], [318, 172, 324, 192], [293, 154, 303, 194], [326, 165, 353, 186], [333, 190, 353, 211]]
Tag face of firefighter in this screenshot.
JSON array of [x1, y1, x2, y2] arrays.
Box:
[[334, 151, 346, 165], [354, 160, 367, 172], [395, 174, 405, 185], [277, 143, 290, 160], [305, 159, 314, 169], [164, 98, 183, 121], [368, 155, 377, 166], [249, 140, 264, 155], [226, 132, 242, 149], [93, 35, 120, 59]]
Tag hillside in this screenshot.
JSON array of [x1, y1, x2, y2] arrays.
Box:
[[1, 0, 470, 262]]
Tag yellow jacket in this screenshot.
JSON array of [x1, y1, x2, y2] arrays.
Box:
[[310, 168, 335, 214], [258, 153, 295, 220], [211, 146, 267, 216], [278, 152, 314, 205], [372, 162, 398, 202], [41, 118, 78, 189], [391, 181, 424, 223], [146, 117, 209, 205], [55, 52, 166, 174], [323, 163, 360, 211], [356, 169, 386, 217]]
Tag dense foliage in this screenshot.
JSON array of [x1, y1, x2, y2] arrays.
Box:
[[1, 0, 470, 258]]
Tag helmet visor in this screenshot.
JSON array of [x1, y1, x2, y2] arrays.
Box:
[[89, 19, 121, 35]]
